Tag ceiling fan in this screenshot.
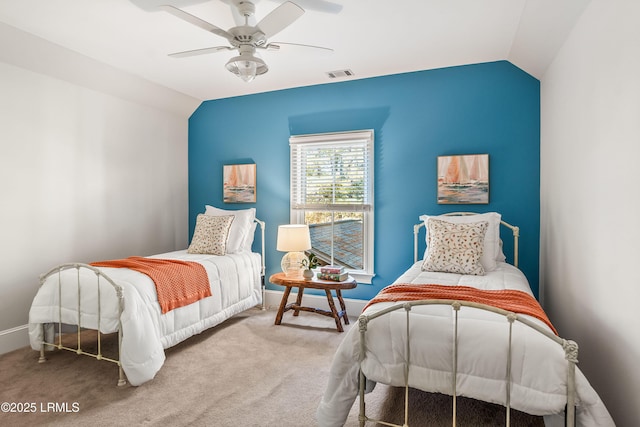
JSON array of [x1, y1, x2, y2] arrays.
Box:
[[160, 1, 333, 82]]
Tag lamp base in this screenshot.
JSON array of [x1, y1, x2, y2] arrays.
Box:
[[281, 251, 307, 278]]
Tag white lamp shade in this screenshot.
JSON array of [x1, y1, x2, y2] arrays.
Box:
[[276, 224, 311, 252]]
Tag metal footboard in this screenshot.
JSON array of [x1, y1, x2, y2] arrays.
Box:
[[356, 300, 578, 427], [37, 263, 127, 386]]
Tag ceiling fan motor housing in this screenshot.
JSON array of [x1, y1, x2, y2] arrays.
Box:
[[228, 25, 267, 47], [236, 1, 256, 18]]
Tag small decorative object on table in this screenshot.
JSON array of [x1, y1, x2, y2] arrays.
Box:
[[320, 265, 344, 274], [301, 253, 320, 279], [317, 272, 349, 281], [318, 264, 347, 281]]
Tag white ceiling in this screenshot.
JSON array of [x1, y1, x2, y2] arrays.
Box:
[[0, 0, 591, 102]]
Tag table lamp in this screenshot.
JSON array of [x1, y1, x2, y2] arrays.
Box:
[[276, 224, 311, 277]]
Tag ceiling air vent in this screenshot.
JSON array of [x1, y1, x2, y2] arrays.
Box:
[[327, 69, 354, 79]]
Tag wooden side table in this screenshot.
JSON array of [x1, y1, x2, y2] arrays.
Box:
[[269, 272, 357, 332]]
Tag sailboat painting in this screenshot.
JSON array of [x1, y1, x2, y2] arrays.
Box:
[[223, 164, 256, 203], [437, 154, 489, 204]]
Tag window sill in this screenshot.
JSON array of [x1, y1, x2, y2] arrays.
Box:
[[349, 271, 374, 284]]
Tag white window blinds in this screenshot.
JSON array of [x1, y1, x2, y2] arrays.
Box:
[[289, 130, 374, 212]]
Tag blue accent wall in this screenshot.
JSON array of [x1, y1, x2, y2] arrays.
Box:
[[189, 60, 540, 299]]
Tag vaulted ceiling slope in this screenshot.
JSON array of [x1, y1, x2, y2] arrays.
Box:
[[0, 0, 590, 102]]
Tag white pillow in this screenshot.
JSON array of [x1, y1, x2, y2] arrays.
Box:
[[422, 219, 488, 275], [497, 239, 507, 262], [187, 214, 234, 255], [243, 222, 257, 252], [419, 212, 501, 272], [205, 205, 256, 254]]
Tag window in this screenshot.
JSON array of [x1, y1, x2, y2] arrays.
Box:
[[289, 130, 374, 283]]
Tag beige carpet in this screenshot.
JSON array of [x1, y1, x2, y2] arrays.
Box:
[[0, 308, 543, 426]]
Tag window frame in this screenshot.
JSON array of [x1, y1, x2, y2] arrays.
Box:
[[289, 130, 375, 284]]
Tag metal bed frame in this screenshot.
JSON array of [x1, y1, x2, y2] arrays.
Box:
[[357, 214, 578, 427], [36, 218, 266, 386]]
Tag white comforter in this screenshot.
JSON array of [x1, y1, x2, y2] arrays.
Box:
[[317, 262, 614, 427], [29, 250, 262, 386]]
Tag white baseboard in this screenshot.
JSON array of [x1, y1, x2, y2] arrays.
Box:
[[263, 289, 367, 318], [0, 324, 30, 355]]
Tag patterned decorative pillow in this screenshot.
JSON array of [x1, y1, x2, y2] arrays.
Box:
[[187, 214, 235, 255], [421, 219, 488, 275], [419, 212, 501, 271]]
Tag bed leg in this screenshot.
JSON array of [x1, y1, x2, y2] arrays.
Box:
[[38, 344, 46, 363], [261, 275, 266, 310], [358, 367, 366, 427], [116, 311, 126, 386], [38, 324, 47, 363], [117, 364, 127, 386]]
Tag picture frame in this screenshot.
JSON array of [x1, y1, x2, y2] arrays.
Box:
[[437, 154, 489, 204], [223, 163, 256, 203]]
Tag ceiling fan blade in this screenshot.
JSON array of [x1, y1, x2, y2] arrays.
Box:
[[292, 0, 342, 14], [130, 0, 207, 12], [160, 5, 235, 42], [256, 1, 304, 39], [168, 46, 233, 58], [265, 41, 333, 52]]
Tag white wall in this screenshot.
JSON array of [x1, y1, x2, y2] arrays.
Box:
[[0, 27, 198, 353], [540, 1, 640, 425]]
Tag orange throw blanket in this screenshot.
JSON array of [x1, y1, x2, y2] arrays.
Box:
[[91, 257, 211, 314], [363, 284, 557, 335]]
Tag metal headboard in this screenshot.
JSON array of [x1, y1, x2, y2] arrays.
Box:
[[413, 212, 520, 267]]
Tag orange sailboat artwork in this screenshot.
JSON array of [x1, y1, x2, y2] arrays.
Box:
[[438, 154, 488, 204], [223, 164, 256, 203]]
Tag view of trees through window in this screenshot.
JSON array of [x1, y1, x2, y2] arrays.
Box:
[[304, 211, 361, 224]]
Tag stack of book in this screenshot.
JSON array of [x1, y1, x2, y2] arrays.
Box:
[[317, 265, 348, 281]]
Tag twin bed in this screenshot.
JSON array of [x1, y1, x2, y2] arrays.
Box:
[[317, 212, 614, 427], [28, 206, 265, 386]]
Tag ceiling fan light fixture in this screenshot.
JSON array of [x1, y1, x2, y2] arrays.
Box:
[[225, 49, 268, 83]]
